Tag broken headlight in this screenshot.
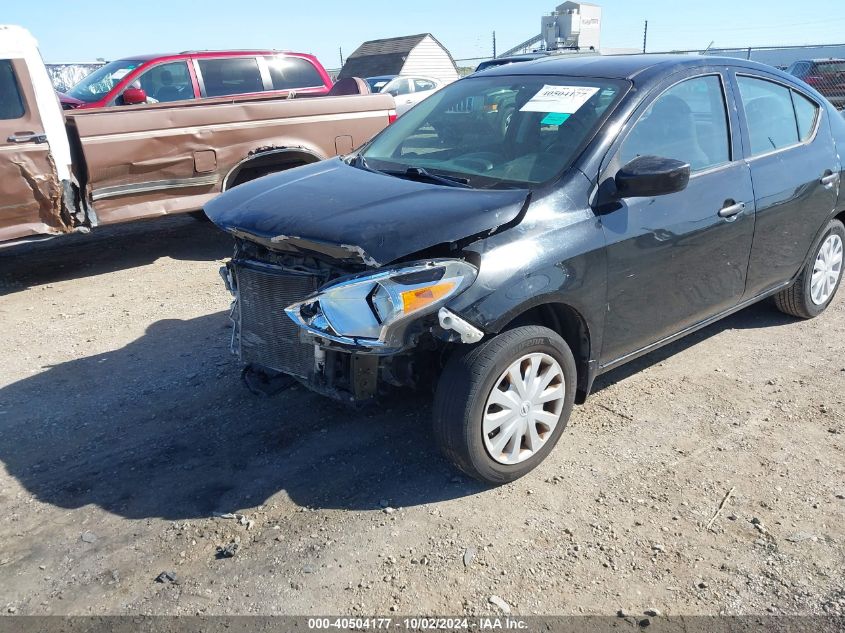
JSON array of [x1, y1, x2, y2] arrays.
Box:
[[285, 260, 477, 345]]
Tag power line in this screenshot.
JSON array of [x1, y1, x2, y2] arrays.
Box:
[[662, 16, 845, 34]]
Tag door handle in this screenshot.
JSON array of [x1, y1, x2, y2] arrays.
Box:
[[718, 201, 746, 219], [7, 132, 47, 144], [821, 172, 840, 187]]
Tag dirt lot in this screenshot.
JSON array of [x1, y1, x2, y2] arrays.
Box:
[[0, 216, 843, 619]]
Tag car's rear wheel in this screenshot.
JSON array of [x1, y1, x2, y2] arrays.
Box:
[[774, 219, 844, 318], [433, 325, 576, 484]]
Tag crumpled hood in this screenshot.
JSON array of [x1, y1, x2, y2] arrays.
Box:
[[205, 158, 530, 266]]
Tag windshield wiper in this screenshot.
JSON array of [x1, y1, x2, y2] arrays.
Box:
[[387, 167, 472, 188]]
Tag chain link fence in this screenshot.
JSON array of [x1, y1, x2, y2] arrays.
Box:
[[683, 44, 845, 110], [457, 43, 845, 109], [45, 63, 104, 93]]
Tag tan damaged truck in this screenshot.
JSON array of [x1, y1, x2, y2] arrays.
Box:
[[0, 25, 395, 245]]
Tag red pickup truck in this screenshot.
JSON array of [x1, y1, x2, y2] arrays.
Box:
[[59, 49, 333, 109]]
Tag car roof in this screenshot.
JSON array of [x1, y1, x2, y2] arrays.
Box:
[[478, 53, 785, 80], [389, 75, 440, 82], [496, 53, 549, 61], [116, 50, 310, 63]]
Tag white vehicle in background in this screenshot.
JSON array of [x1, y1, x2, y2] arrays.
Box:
[[380, 76, 445, 116]]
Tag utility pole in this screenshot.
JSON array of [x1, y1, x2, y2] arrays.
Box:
[[339, 47, 344, 67], [642, 20, 648, 54], [493, 31, 497, 58]]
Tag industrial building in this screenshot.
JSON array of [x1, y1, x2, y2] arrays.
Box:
[[501, 2, 605, 57]]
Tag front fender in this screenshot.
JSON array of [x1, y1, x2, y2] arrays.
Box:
[[447, 189, 608, 365]]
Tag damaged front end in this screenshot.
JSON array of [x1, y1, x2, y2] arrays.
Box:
[[203, 158, 531, 402], [221, 238, 484, 403]]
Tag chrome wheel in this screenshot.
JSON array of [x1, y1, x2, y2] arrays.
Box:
[[811, 233, 843, 306], [482, 352, 566, 465]]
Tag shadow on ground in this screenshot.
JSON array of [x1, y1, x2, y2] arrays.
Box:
[[0, 297, 802, 521], [0, 215, 231, 295], [1, 218, 809, 519], [591, 298, 798, 393], [0, 308, 487, 519]]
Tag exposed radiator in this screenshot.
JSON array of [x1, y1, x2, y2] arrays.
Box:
[[232, 262, 320, 378]]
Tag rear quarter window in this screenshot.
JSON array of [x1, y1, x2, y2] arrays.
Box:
[[267, 56, 324, 90], [0, 60, 25, 120], [414, 79, 437, 92], [792, 91, 819, 141]]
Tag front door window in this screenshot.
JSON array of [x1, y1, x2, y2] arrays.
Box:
[[134, 61, 195, 104], [620, 75, 730, 172]]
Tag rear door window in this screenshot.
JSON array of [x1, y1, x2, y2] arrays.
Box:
[[737, 76, 803, 156], [621, 75, 731, 172], [198, 57, 264, 97], [0, 60, 25, 120], [266, 56, 324, 90]]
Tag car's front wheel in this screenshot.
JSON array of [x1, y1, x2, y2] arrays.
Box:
[[433, 325, 576, 484], [775, 219, 844, 318]]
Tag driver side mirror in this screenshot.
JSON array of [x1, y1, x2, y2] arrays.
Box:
[[615, 155, 690, 198], [122, 87, 147, 105]]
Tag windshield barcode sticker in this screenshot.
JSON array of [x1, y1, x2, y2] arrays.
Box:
[[520, 85, 600, 114]]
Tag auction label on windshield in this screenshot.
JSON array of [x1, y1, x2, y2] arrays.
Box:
[[520, 85, 599, 114]]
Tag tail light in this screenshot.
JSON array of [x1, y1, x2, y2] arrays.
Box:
[[388, 110, 398, 124], [804, 75, 823, 86]]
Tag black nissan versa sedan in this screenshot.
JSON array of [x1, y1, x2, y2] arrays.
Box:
[[206, 55, 845, 484]]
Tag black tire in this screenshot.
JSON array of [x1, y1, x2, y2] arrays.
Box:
[[432, 325, 577, 484], [774, 219, 844, 319], [189, 210, 210, 222]]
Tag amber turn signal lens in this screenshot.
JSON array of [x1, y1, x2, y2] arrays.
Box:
[[400, 282, 456, 314]]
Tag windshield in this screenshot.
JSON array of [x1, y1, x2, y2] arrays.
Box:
[[361, 75, 625, 188], [367, 76, 394, 91], [66, 59, 144, 102]]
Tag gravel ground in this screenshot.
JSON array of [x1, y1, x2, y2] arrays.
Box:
[[0, 215, 843, 618]]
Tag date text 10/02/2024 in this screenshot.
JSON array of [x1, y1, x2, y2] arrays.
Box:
[[307, 617, 529, 630]]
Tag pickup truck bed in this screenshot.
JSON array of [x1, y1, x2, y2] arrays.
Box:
[[0, 23, 394, 245], [64, 92, 394, 228]]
